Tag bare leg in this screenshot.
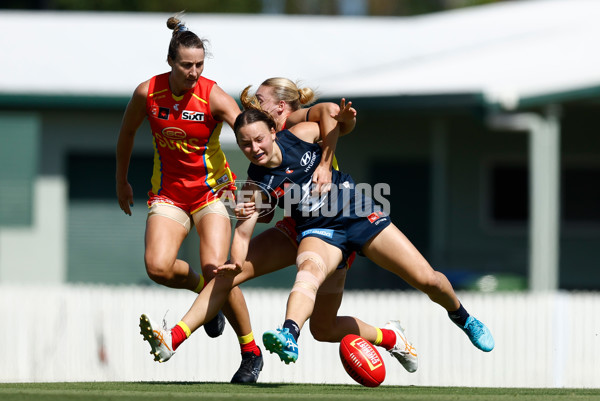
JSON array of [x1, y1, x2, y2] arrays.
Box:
[[144, 215, 202, 290], [309, 269, 379, 343], [284, 237, 342, 330], [195, 213, 253, 336], [236, 227, 297, 282], [180, 275, 235, 330], [309, 267, 418, 372], [181, 227, 298, 333], [362, 224, 460, 311]]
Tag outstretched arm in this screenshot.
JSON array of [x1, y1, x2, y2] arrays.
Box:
[[287, 100, 356, 136], [216, 183, 263, 275], [228, 211, 259, 270]]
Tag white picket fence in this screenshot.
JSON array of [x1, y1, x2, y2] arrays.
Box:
[[1, 284, 599, 387]]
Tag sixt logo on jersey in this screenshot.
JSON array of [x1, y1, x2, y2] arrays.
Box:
[[182, 110, 205, 122]]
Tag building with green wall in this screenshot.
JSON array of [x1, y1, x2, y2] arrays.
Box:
[[1, 2, 600, 290]]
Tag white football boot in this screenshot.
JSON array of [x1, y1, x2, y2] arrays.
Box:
[[139, 314, 175, 363], [385, 320, 418, 373]]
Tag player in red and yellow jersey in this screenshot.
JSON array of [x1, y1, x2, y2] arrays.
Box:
[[116, 14, 262, 383], [146, 72, 236, 212]]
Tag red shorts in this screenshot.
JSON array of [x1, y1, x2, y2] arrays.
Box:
[[147, 182, 235, 215]]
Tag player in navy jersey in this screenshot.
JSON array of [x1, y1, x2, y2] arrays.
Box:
[[138, 97, 420, 374], [228, 108, 495, 364], [234, 80, 421, 371]]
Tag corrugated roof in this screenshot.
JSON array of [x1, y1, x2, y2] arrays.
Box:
[[1, 0, 599, 111]]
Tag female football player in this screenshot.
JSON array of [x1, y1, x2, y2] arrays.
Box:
[[231, 108, 495, 364], [139, 93, 420, 374], [115, 13, 262, 383]]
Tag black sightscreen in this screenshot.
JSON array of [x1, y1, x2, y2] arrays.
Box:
[[68, 153, 153, 200]]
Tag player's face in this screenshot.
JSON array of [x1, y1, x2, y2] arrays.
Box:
[[255, 85, 282, 118], [168, 46, 205, 95], [236, 121, 278, 167]]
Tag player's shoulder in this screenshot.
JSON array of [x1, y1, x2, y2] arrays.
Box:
[[285, 108, 309, 128], [139, 72, 169, 98], [197, 75, 217, 86], [287, 121, 319, 143], [129, 79, 151, 105]]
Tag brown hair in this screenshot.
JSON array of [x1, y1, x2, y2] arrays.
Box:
[[233, 109, 277, 141], [166, 13, 207, 61]]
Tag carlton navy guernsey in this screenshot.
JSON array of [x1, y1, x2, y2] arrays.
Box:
[[247, 129, 390, 258]]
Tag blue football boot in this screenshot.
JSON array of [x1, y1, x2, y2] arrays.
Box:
[[262, 328, 298, 364], [462, 316, 495, 352]]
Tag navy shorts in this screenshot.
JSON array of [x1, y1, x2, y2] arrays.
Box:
[[297, 209, 391, 267]]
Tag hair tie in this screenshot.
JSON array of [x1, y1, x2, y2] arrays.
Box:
[[176, 22, 188, 32]]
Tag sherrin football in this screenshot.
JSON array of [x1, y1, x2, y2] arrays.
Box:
[[339, 334, 386, 387]]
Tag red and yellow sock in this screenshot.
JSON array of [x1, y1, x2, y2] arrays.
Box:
[[193, 274, 206, 293], [238, 332, 261, 356], [373, 327, 396, 351], [171, 321, 191, 351]]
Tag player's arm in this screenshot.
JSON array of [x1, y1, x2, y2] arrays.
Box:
[[236, 198, 277, 224], [209, 84, 242, 129], [286, 102, 342, 188], [306, 103, 341, 193], [315, 98, 355, 170], [218, 182, 264, 276], [116, 81, 148, 216], [290, 100, 355, 192], [230, 208, 259, 268], [307, 101, 356, 137], [287, 101, 356, 136]]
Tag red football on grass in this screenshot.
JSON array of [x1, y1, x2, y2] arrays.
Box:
[[339, 334, 386, 387]]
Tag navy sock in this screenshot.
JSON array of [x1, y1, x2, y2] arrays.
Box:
[[283, 319, 300, 341], [448, 304, 470, 328]]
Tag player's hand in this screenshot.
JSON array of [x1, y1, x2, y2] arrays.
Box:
[[117, 181, 134, 216], [332, 98, 356, 124], [215, 263, 242, 277], [312, 164, 332, 195], [234, 202, 256, 219]]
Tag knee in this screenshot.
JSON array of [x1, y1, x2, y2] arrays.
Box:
[[415, 271, 445, 295], [309, 320, 337, 343], [144, 255, 173, 284], [296, 251, 327, 281]]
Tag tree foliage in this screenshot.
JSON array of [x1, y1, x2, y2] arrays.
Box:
[[1, 0, 508, 16]]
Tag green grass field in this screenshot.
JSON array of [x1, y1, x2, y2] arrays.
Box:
[[0, 382, 599, 401]]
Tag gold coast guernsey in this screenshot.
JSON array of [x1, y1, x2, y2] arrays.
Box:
[[145, 73, 235, 213]]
